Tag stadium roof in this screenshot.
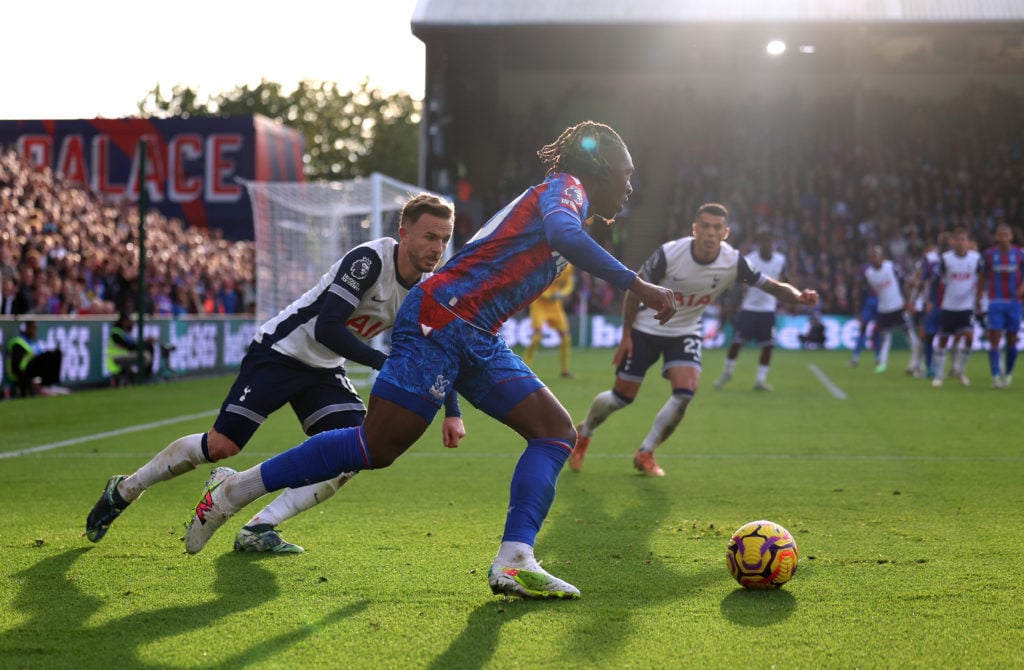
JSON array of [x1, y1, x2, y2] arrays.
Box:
[[412, 0, 1024, 28]]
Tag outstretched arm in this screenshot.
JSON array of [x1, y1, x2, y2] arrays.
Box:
[[759, 276, 819, 307]]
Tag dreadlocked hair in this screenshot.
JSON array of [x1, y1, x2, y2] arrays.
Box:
[[537, 121, 626, 179]]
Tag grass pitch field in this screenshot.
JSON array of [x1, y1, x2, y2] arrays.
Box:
[[2, 347, 1021, 669]]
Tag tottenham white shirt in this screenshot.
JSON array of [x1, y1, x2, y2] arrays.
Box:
[[938, 249, 981, 311], [634, 237, 763, 338], [863, 260, 905, 313], [740, 250, 786, 313]]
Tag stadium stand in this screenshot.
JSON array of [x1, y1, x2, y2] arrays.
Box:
[[0, 149, 255, 317], [412, 0, 1024, 314]]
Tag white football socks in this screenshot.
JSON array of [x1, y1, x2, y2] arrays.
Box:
[[244, 473, 355, 527], [639, 393, 691, 453], [119, 433, 207, 502], [579, 390, 629, 437]]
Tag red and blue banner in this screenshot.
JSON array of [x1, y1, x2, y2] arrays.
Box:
[[0, 115, 304, 240]]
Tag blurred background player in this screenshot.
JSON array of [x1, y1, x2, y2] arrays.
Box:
[[572, 203, 818, 477], [908, 233, 948, 378], [932, 227, 982, 387], [180, 121, 678, 600], [849, 289, 880, 368], [86, 194, 464, 553], [523, 262, 576, 378], [714, 224, 786, 391], [977, 223, 1024, 388], [859, 245, 921, 374]]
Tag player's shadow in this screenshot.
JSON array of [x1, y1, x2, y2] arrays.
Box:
[[428, 468, 721, 669], [2, 548, 367, 668], [719, 587, 797, 626]]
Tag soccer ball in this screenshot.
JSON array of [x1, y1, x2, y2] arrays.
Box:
[[725, 519, 799, 589]]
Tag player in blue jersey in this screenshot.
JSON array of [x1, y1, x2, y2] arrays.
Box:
[[977, 223, 1024, 388], [86, 194, 464, 552], [910, 233, 948, 378], [849, 288, 879, 367], [182, 121, 677, 599]]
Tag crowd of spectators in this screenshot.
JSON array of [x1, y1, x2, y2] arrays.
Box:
[[0, 149, 255, 318], [662, 83, 1023, 315], [477, 82, 1023, 316], [4, 83, 1022, 322]]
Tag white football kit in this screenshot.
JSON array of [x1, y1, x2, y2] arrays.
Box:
[[739, 251, 786, 313], [255, 237, 421, 369], [634, 237, 763, 337], [863, 260, 906, 313], [938, 249, 981, 311]]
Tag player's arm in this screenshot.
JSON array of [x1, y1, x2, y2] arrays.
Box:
[[745, 255, 817, 307], [314, 248, 389, 370], [544, 211, 675, 323], [614, 248, 666, 366], [975, 255, 990, 312]]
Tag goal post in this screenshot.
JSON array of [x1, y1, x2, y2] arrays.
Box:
[[241, 173, 444, 386]]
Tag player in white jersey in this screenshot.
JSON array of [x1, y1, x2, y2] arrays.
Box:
[[860, 245, 922, 375], [571, 203, 818, 476], [86, 194, 464, 552], [932, 227, 982, 387], [714, 224, 787, 391]]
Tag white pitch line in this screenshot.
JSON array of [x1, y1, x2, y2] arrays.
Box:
[[1, 410, 218, 459], [808, 363, 848, 399]]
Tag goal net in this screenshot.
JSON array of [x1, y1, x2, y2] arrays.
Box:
[[242, 173, 441, 386]]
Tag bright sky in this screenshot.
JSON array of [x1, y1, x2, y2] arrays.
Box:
[[1, 0, 425, 119]]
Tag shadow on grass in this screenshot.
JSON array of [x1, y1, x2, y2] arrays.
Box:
[[429, 466, 721, 668], [2, 548, 366, 668], [719, 587, 797, 626]]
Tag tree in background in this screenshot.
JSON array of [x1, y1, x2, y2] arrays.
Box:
[[138, 78, 420, 183]]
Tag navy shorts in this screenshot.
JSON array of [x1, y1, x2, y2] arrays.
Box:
[[617, 329, 702, 383], [732, 310, 776, 346], [876, 309, 911, 332], [213, 342, 366, 449], [937, 309, 974, 336], [373, 287, 545, 422]]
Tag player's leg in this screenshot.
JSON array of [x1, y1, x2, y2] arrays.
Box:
[[489, 389, 579, 598], [956, 325, 974, 386], [523, 306, 545, 367], [874, 311, 898, 373], [85, 348, 290, 543], [715, 315, 745, 388], [754, 344, 774, 389], [751, 313, 775, 390], [922, 308, 939, 378], [235, 373, 367, 554], [573, 328, 658, 471], [1004, 303, 1021, 386], [903, 311, 923, 376], [550, 305, 575, 378], [931, 315, 952, 387], [634, 334, 701, 476], [184, 289, 448, 554], [985, 304, 1008, 387]]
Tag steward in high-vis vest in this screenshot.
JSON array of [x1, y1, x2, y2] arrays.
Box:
[[107, 314, 152, 379], [5, 320, 64, 396]]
